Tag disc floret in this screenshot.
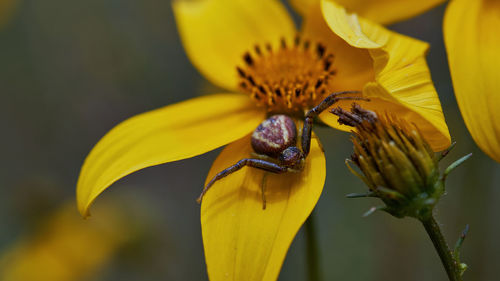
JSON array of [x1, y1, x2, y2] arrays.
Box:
[[237, 36, 337, 113]]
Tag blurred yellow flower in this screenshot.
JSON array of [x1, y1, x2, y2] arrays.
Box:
[[0, 0, 18, 29], [76, 0, 449, 280], [0, 203, 133, 281]]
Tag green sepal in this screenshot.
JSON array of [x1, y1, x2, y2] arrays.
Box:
[[442, 153, 473, 182]]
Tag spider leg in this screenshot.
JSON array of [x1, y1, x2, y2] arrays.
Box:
[[302, 91, 367, 156], [261, 173, 269, 210], [197, 158, 287, 204]]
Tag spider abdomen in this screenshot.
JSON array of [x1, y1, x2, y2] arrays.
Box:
[[251, 115, 297, 157]]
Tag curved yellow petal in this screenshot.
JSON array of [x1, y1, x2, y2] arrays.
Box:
[[321, 0, 386, 49], [291, 0, 445, 25], [444, 0, 500, 162], [319, 1, 451, 151], [77, 94, 265, 218], [201, 134, 325, 281], [173, 0, 296, 91], [300, 1, 375, 93], [336, 0, 445, 25]]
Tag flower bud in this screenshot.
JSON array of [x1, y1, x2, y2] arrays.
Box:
[[332, 104, 444, 219]]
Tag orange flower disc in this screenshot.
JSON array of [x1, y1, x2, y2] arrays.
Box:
[[237, 37, 337, 113]]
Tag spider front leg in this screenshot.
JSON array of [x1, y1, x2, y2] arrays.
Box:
[[197, 158, 288, 204], [301, 91, 367, 156]]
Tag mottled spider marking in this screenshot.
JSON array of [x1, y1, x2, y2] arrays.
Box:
[[251, 115, 297, 158]]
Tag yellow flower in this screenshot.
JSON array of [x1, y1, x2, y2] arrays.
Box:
[[295, 0, 500, 162], [0, 203, 132, 281], [76, 0, 450, 280]]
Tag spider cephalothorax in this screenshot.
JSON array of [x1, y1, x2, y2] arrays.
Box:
[[196, 91, 367, 207]]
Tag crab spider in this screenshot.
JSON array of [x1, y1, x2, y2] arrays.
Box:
[[197, 91, 367, 207]]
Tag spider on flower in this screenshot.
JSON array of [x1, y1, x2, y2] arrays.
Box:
[[197, 90, 367, 208]]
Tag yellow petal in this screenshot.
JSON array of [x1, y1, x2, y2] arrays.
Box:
[[321, 0, 386, 49], [291, 0, 445, 25], [336, 0, 445, 25], [289, 0, 315, 15], [201, 134, 325, 281], [444, 0, 500, 162], [300, 1, 375, 93], [319, 1, 451, 151], [173, 0, 296, 91], [77, 94, 265, 218]]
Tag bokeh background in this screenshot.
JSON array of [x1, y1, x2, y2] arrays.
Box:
[[1, 0, 499, 280]]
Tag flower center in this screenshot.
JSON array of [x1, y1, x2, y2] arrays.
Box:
[[236, 36, 336, 113]]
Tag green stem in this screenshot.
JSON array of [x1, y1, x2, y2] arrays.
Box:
[[305, 213, 321, 281], [420, 216, 463, 281]]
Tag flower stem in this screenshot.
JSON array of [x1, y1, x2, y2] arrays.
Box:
[[305, 212, 321, 281], [420, 216, 463, 281]]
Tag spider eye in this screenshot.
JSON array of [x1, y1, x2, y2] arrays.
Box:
[[251, 115, 297, 157], [279, 147, 304, 168]]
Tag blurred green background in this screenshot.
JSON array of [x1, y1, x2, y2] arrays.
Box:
[[1, 0, 499, 280]]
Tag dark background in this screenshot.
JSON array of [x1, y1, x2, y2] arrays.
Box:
[[1, 1, 499, 280]]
